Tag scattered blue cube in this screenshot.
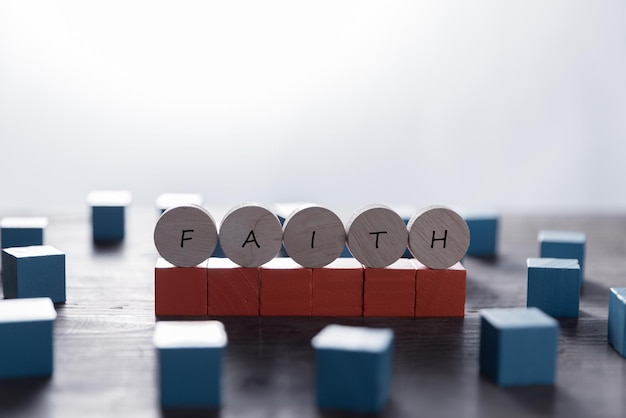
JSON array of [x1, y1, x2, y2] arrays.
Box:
[[87, 190, 132, 243], [0, 297, 57, 379], [608, 288, 626, 357], [527, 258, 580, 318], [0, 217, 48, 249], [539, 230, 586, 286], [311, 324, 394, 414], [480, 307, 559, 386], [464, 213, 498, 257], [2, 245, 66, 303], [153, 321, 228, 408]]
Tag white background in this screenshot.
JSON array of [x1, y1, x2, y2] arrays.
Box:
[[1, 1, 625, 213]]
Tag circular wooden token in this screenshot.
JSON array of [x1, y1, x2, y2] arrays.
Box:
[[153, 204, 217, 267], [219, 203, 283, 268], [283, 204, 346, 268], [346, 204, 408, 268], [408, 205, 470, 269]]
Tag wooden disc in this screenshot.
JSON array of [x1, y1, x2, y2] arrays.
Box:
[[346, 204, 407, 268], [282, 204, 346, 268], [153, 205, 217, 267], [219, 203, 283, 268], [408, 205, 469, 269]]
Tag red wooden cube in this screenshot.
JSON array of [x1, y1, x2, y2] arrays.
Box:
[[363, 259, 416, 317], [413, 260, 466, 317], [207, 257, 259, 316], [154, 258, 207, 317], [260, 258, 312, 316], [312, 258, 364, 317]]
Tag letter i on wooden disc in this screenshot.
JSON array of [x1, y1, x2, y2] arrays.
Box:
[[153, 205, 218, 267], [346, 204, 408, 268], [219, 203, 283, 268], [283, 204, 346, 268], [407, 205, 469, 269]]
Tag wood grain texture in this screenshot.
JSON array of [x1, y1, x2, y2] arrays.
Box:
[[408, 205, 470, 269], [311, 258, 364, 317], [363, 259, 416, 317], [413, 260, 466, 317], [153, 205, 217, 268], [346, 205, 408, 268], [154, 258, 208, 317], [219, 203, 282, 268], [282, 205, 345, 268], [1, 208, 626, 417], [207, 258, 259, 316], [259, 258, 312, 316]]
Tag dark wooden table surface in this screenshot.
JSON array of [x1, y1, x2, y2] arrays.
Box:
[[1, 207, 626, 418]]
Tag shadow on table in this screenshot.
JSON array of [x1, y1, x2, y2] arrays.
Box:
[[161, 407, 221, 418], [0, 377, 50, 413]]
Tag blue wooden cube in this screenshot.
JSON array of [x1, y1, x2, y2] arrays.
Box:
[[527, 258, 580, 318], [480, 307, 559, 386], [539, 230, 586, 286], [153, 321, 228, 408], [311, 324, 394, 413], [608, 288, 626, 357], [464, 213, 498, 257], [2, 245, 66, 303], [0, 217, 48, 249], [0, 297, 57, 379], [87, 190, 132, 243]]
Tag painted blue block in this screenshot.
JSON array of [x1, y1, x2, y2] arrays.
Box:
[[480, 307, 559, 386], [527, 258, 580, 318], [2, 245, 66, 303], [0, 298, 57, 379], [608, 288, 626, 357], [87, 190, 132, 243], [539, 230, 586, 286], [311, 324, 394, 413], [0, 217, 48, 249], [153, 321, 227, 408], [92, 206, 126, 242], [464, 214, 498, 257]]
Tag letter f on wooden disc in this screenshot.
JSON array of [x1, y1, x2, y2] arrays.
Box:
[[408, 205, 470, 269], [219, 203, 283, 268], [154, 205, 218, 267], [346, 205, 407, 268]]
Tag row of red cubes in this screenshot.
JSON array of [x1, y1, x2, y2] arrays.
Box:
[[155, 257, 466, 318]]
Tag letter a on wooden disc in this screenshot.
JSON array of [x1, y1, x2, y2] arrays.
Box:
[[154, 205, 218, 267], [408, 205, 470, 269], [346, 204, 408, 268], [283, 205, 346, 268], [219, 203, 283, 268]]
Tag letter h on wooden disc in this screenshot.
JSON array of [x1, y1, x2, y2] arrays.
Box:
[[408, 205, 469, 269]]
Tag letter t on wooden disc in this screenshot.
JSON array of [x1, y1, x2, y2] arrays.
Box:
[[408, 205, 470, 269], [346, 205, 408, 268], [219, 203, 283, 268], [283, 205, 346, 268], [153, 205, 218, 267]]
